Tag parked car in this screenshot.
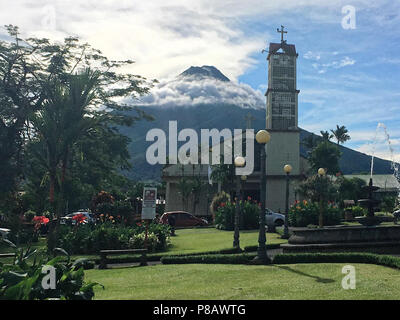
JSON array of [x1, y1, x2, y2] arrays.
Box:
[[265, 209, 285, 226], [160, 211, 208, 227], [393, 209, 400, 223], [60, 212, 95, 225], [0, 228, 10, 240]]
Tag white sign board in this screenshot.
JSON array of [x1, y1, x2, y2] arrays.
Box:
[[141, 187, 157, 220]]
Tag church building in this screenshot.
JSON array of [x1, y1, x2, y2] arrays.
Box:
[[162, 26, 308, 216]]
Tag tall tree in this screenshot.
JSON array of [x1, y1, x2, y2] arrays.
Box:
[[308, 141, 341, 175], [320, 130, 333, 142], [331, 125, 350, 145], [0, 26, 155, 249]]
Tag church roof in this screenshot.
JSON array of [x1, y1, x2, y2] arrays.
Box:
[[268, 42, 297, 59]]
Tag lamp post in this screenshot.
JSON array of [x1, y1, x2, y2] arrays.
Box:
[[254, 130, 271, 264], [283, 164, 292, 239], [240, 175, 247, 229], [233, 156, 245, 249], [318, 168, 326, 228]]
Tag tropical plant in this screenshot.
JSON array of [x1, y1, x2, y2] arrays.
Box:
[[0, 240, 101, 300], [331, 125, 350, 145], [308, 141, 341, 175]]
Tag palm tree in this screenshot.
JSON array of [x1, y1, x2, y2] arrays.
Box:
[[320, 130, 333, 142], [331, 125, 351, 145], [30, 69, 100, 248]]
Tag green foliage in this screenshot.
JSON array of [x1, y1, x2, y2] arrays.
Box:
[[0, 240, 101, 300], [55, 222, 171, 254], [381, 196, 396, 213], [129, 233, 159, 252], [308, 141, 341, 175], [349, 205, 367, 217], [288, 200, 342, 227], [210, 191, 231, 216], [214, 199, 260, 230], [23, 210, 36, 222], [296, 174, 338, 203], [161, 253, 255, 265], [337, 176, 366, 204], [331, 125, 350, 145]]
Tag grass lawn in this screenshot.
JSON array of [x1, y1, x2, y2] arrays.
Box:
[[86, 263, 400, 300], [163, 228, 286, 256]]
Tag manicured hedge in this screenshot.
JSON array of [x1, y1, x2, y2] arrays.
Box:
[[243, 244, 281, 252], [161, 253, 257, 265], [94, 247, 243, 264], [160, 251, 400, 269], [272, 252, 400, 269]]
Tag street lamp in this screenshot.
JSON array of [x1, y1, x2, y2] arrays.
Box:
[[233, 156, 245, 249], [254, 129, 271, 264], [283, 164, 292, 239], [318, 168, 326, 228]]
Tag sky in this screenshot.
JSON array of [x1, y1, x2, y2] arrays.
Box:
[[0, 0, 399, 163]]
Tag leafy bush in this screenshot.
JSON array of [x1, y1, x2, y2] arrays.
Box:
[[350, 206, 367, 217], [23, 210, 36, 222], [0, 240, 101, 300], [55, 222, 171, 254], [129, 232, 159, 252], [214, 199, 260, 230], [288, 200, 341, 227], [210, 191, 231, 216]]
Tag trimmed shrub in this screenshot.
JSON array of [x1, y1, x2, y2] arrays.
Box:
[[243, 244, 281, 252], [55, 222, 171, 254], [161, 253, 256, 265]]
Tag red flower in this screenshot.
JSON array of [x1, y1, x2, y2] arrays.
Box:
[[247, 196, 252, 201], [72, 213, 87, 224], [32, 216, 49, 225], [32, 216, 49, 230], [220, 202, 226, 208]]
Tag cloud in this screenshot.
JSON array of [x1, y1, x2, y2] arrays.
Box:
[[311, 56, 356, 73], [0, 0, 388, 81], [137, 75, 265, 109], [304, 51, 321, 60]]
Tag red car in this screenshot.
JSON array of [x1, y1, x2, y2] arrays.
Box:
[[160, 211, 208, 227]]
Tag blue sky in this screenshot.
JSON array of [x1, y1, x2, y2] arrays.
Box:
[[0, 0, 399, 162]]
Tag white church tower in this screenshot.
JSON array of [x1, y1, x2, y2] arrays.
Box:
[[264, 26, 301, 211]]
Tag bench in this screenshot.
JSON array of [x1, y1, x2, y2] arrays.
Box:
[[0, 253, 15, 259], [99, 249, 148, 269]]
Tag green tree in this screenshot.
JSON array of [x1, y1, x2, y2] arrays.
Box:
[[308, 141, 341, 175], [0, 26, 155, 249], [331, 125, 350, 145], [320, 130, 333, 142]]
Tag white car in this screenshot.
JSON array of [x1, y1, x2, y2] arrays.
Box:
[[265, 209, 285, 226], [0, 228, 10, 240]]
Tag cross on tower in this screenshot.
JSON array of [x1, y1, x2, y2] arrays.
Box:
[[277, 25, 287, 43]]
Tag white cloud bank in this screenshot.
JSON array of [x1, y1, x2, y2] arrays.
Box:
[[137, 74, 265, 109]]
